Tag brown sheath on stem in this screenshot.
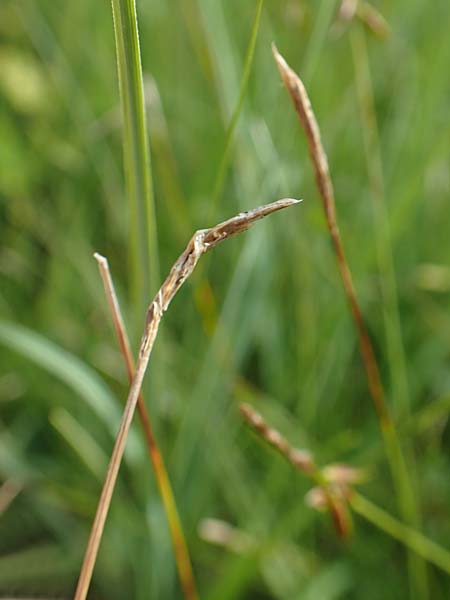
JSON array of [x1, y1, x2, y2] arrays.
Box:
[[74, 197, 300, 600]]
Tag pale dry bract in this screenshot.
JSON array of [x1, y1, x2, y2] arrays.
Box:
[[74, 197, 300, 600]]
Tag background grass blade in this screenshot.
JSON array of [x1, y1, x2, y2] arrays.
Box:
[[351, 493, 450, 577], [0, 320, 120, 434], [349, 22, 426, 598], [111, 0, 159, 324]]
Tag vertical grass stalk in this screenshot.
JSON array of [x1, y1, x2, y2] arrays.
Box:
[[349, 25, 411, 423], [350, 493, 450, 577], [349, 25, 427, 598], [111, 0, 159, 320]]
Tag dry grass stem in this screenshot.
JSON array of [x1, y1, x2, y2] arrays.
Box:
[[74, 197, 300, 600], [239, 402, 353, 538], [272, 46, 427, 591], [272, 44, 389, 428], [94, 253, 198, 600], [239, 403, 314, 474]]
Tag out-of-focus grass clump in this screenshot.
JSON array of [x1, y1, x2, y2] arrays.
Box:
[[1, 1, 450, 598]]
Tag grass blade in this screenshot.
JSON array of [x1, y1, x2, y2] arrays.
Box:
[[349, 23, 427, 597], [272, 45, 388, 424], [351, 493, 450, 576], [0, 320, 120, 433], [111, 0, 159, 320], [208, 0, 264, 222], [50, 407, 108, 481]]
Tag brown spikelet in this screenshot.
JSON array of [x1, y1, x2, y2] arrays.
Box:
[[239, 403, 353, 538]]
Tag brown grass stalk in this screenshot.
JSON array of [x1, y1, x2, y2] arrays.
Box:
[[74, 197, 300, 600], [272, 44, 424, 592], [94, 253, 198, 600], [272, 44, 389, 428]]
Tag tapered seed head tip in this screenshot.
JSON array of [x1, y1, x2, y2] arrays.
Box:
[[282, 198, 302, 205], [93, 252, 109, 268], [271, 198, 302, 210], [239, 402, 251, 415], [265, 198, 302, 213], [271, 42, 288, 70]]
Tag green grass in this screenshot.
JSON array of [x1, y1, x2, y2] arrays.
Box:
[[1, 0, 450, 598], [111, 0, 159, 324]]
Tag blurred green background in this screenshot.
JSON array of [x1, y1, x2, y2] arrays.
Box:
[[1, 0, 450, 598]]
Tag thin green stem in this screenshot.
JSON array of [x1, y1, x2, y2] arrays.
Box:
[[350, 23, 410, 421], [351, 492, 450, 576], [350, 24, 427, 599], [241, 403, 450, 577], [111, 0, 159, 323]]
